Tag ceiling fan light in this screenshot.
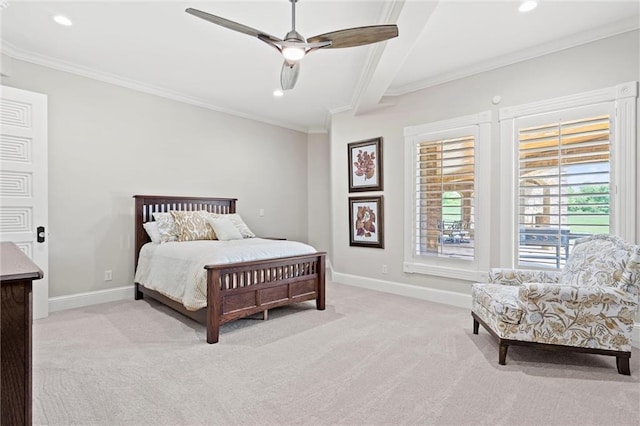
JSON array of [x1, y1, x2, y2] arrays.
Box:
[[282, 46, 305, 62]]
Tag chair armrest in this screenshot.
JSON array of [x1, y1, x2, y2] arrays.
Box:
[[517, 282, 638, 352], [488, 268, 561, 286], [519, 282, 637, 306]]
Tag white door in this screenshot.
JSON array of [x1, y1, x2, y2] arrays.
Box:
[[0, 85, 48, 319]]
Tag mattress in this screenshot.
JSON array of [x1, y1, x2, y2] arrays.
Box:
[[134, 238, 317, 310]]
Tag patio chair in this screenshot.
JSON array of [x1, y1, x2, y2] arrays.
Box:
[[471, 234, 640, 375]]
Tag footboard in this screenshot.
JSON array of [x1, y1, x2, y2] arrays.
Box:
[[204, 252, 326, 343]]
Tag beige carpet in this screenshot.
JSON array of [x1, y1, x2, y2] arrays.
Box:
[[33, 281, 639, 425]]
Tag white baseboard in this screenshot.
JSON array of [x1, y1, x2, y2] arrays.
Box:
[[331, 270, 640, 349], [48, 285, 134, 313], [332, 271, 472, 309]]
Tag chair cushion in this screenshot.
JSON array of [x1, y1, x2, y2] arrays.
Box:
[[472, 284, 523, 324], [561, 235, 632, 288]]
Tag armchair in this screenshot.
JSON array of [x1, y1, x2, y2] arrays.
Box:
[[471, 235, 639, 375]]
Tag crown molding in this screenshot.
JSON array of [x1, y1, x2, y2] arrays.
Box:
[[386, 17, 639, 97], [1, 40, 311, 134], [307, 127, 328, 135]]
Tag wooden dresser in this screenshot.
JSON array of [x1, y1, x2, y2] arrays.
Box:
[[1, 242, 43, 426]]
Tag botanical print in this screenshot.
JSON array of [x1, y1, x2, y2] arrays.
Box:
[[348, 137, 383, 192], [349, 196, 384, 248], [353, 147, 376, 181], [351, 144, 378, 187], [354, 204, 376, 239]]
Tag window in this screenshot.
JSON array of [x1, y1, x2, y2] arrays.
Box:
[[518, 113, 610, 268], [500, 81, 637, 269], [404, 112, 491, 280], [415, 136, 475, 259]]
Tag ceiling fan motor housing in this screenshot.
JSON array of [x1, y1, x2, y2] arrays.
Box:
[[284, 29, 305, 43]]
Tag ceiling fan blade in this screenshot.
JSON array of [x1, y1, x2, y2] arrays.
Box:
[[281, 61, 300, 91], [186, 8, 282, 45], [307, 25, 398, 49]]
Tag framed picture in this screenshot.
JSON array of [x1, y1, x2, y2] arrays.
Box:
[[349, 196, 384, 249], [348, 137, 383, 192]]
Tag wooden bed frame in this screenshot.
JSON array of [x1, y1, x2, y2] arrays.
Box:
[[133, 195, 326, 344]]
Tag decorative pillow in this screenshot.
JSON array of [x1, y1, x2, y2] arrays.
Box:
[[207, 217, 243, 241], [152, 212, 179, 243], [143, 221, 162, 244], [170, 210, 216, 241], [210, 213, 255, 238]]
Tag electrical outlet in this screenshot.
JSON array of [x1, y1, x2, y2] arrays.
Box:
[[381, 264, 388, 274], [259, 208, 265, 217], [104, 270, 113, 281]]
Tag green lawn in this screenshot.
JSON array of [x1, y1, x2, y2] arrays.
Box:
[[440, 214, 609, 234], [566, 215, 609, 234]]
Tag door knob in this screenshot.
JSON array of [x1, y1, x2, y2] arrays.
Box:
[[37, 226, 45, 243]]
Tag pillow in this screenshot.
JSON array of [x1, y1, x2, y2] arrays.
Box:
[[143, 221, 162, 244], [170, 210, 216, 241], [207, 217, 243, 241], [210, 213, 255, 238], [152, 212, 179, 243]]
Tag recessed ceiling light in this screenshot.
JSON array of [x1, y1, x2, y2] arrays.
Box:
[[52, 15, 73, 26], [519, 1, 538, 13], [273, 89, 284, 97]]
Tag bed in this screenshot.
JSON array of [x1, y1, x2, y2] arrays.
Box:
[[133, 195, 326, 343]]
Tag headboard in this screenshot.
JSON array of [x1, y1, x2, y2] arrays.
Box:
[[133, 195, 237, 267]]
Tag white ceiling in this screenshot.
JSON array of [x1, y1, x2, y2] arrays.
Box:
[[1, 1, 638, 132]]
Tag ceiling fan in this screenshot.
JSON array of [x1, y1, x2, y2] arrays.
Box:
[[186, 0, 398, 91]]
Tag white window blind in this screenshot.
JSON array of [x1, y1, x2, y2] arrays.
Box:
[[517, 114, 610, 268], [415, 135, 475, 259]]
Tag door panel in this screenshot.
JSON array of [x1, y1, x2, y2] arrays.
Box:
[[0, 85, 48, 319]]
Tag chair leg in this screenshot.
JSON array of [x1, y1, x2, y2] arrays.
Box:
[[616, 355, 631, 376], [499, 341, 509, 365], [473, 318, 479, 335]]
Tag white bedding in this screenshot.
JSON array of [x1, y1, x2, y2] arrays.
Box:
[[134, 238, 317, 311]]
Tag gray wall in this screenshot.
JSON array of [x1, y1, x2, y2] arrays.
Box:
[[4, 59, 310, 298], [307, 132, 331, 257], [330, 31, 640, 298]]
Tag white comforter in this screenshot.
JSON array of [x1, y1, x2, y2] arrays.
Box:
[[134, 238, 317, 311]]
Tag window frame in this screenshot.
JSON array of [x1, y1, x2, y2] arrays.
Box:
[[499, 81, 638, 268], [403, 111, 491, 281]]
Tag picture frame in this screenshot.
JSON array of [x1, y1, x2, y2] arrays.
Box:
[[348, 196, 384, 249], [348, 137, 383, 192]]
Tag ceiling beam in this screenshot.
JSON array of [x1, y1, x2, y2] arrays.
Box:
[[351, 0, 439, 116]]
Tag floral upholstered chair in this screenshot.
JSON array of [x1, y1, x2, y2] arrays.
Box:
[[471, 235, 640, 375]]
